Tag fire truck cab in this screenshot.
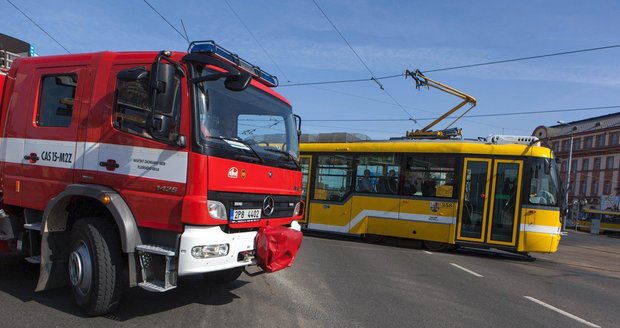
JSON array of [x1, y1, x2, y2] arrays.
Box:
[[0, 41, 303, 315]]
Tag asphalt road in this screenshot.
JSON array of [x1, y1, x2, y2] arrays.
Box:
[[0, 230, 618, 327]]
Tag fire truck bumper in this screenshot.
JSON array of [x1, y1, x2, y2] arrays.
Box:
[[177, 221, 301, 276]]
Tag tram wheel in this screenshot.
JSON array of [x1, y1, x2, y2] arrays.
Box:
[[364, 234, 384, 243], [424, 241, 454, 252]]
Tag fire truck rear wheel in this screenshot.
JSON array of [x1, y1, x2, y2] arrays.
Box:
[[69, 218, 123, 316], [203, 266, 244, 283]]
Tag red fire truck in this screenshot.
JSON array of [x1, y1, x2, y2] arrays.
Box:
[[0, 40, 304, 315]]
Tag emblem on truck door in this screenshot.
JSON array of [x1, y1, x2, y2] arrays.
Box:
[[262, 196, 275, 216]]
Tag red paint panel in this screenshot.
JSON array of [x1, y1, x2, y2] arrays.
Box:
[[208, 157, 302, 196]]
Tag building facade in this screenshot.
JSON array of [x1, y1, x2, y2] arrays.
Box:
[[532, 112, 620, 210]]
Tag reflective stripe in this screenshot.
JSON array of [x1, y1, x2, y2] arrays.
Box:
[[308, 209, 455, 233], [308, 209, 561, 236], [519, 224, 561, 235], [0, 137, 188, 183]]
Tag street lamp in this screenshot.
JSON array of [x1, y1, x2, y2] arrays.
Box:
[[557, 120, 575, 231]]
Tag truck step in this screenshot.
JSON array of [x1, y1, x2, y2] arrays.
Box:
[[25, 255, 41, 264], [136, 244, 175, 256], [24, 223, 42, 231], [137, 244, 178, 292], [138, 281, 177, 292]]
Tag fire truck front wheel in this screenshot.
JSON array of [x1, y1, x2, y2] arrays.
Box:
[[69, 218, 124, 316]]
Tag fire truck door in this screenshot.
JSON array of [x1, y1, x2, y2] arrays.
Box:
[[21, 66, 86, 210]]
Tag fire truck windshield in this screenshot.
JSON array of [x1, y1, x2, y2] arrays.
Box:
[[194, 71, 299, 170]]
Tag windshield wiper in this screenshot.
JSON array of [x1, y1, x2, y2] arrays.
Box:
[[262, 148, 300, 168], [206, 136, 264, 163]]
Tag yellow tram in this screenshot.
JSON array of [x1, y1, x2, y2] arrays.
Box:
[[299, 134, 562, 254]]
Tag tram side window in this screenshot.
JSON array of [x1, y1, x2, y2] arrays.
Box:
[[403, 155, 457, 198], [356, 154, 401, 194], [313, 155, 354, 202]]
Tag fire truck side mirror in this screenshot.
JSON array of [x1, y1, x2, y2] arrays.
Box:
[[223, 71, 252, 91], [117, 67, 148, 82], [150, 62, 178, 117], [294, 114, 302, 140]]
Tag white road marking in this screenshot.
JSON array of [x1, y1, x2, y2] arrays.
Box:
[[524, 296, 601, 328], [423, 250, 433, 255], [450, 263, 484, 277]]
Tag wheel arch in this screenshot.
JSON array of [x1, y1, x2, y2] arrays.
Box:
[[36, 184, 142, 291], [44, 184, 141, 252]]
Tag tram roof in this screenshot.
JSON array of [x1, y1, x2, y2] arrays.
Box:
[[300, 138, 554, 158]]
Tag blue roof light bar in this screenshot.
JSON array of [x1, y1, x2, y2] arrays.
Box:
[[188, 40, 279, 87]]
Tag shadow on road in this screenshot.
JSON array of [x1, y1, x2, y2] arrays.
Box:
[[0, 253, 251, 321]]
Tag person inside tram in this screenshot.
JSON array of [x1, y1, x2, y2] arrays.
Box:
[[421, 175, 437, 197], [386, 169, 399, 194], [357, 169, 375, 193]]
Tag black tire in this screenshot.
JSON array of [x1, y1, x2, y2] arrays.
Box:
[[203, 266, 244, 284], [69, 218, 123, 316], [424, 240, 454, 252], [364, 234, 384, 243]]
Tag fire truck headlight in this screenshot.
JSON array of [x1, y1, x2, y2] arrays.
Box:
[[293, 201, 303, 216], [191, 244, 229, 258], [208, 200, 227, 220]]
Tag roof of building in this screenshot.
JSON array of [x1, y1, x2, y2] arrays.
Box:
[[543, 112, 620, 138]]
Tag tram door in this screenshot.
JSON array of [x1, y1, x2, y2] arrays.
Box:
[[299, 155, 312, 223], [303, 154, 354, 233], [457, 158, 523, 246]]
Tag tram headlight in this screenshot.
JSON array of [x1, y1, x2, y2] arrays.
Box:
[[208, 200, 227, 220]]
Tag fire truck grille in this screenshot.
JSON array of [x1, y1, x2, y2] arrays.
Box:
[[207, 191, 300, 219]]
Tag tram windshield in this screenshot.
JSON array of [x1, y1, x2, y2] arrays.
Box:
[[528, 158, 560, 206]]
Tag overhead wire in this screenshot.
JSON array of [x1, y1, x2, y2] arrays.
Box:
[[223, 0, 292, 82], [303, 105, 620, 121], [424, 44, 620, 73], [280, 44, 620, 87], [279, 73, 403, 87], [143, 0, 189, 44], [311, 0, 417, 123], [6, 0, 71, 54]]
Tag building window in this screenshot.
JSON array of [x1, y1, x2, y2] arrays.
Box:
[[571, 160, 577, 173], [37, 74, 77, 127], [552, 141, 559, 152], [607, 156, 614, 170], [579, 180, 587, 195], [584, 136, 593, 149], [610, 132, 619, 146], [594, 157, 601, 170], [573, 138, 581, 150], [592, 179, 598, 195], [561, 140, 570, 152], [561, 160, 567, 172], [596, 134, 606, 147], [604, 181, 612, 195], [581, 158, 589, 171], [569, 181, 575, 194]]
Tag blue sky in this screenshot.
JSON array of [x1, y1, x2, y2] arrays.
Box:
[[2, 0, 619, 139]]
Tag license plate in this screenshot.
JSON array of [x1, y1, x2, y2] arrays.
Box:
[[231, 208, 261, 222]]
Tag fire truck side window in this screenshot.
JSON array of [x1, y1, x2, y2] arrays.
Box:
[[37, 74, 77, 127], [114, 75, 181, 141], [114, 78, 151, 137]]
